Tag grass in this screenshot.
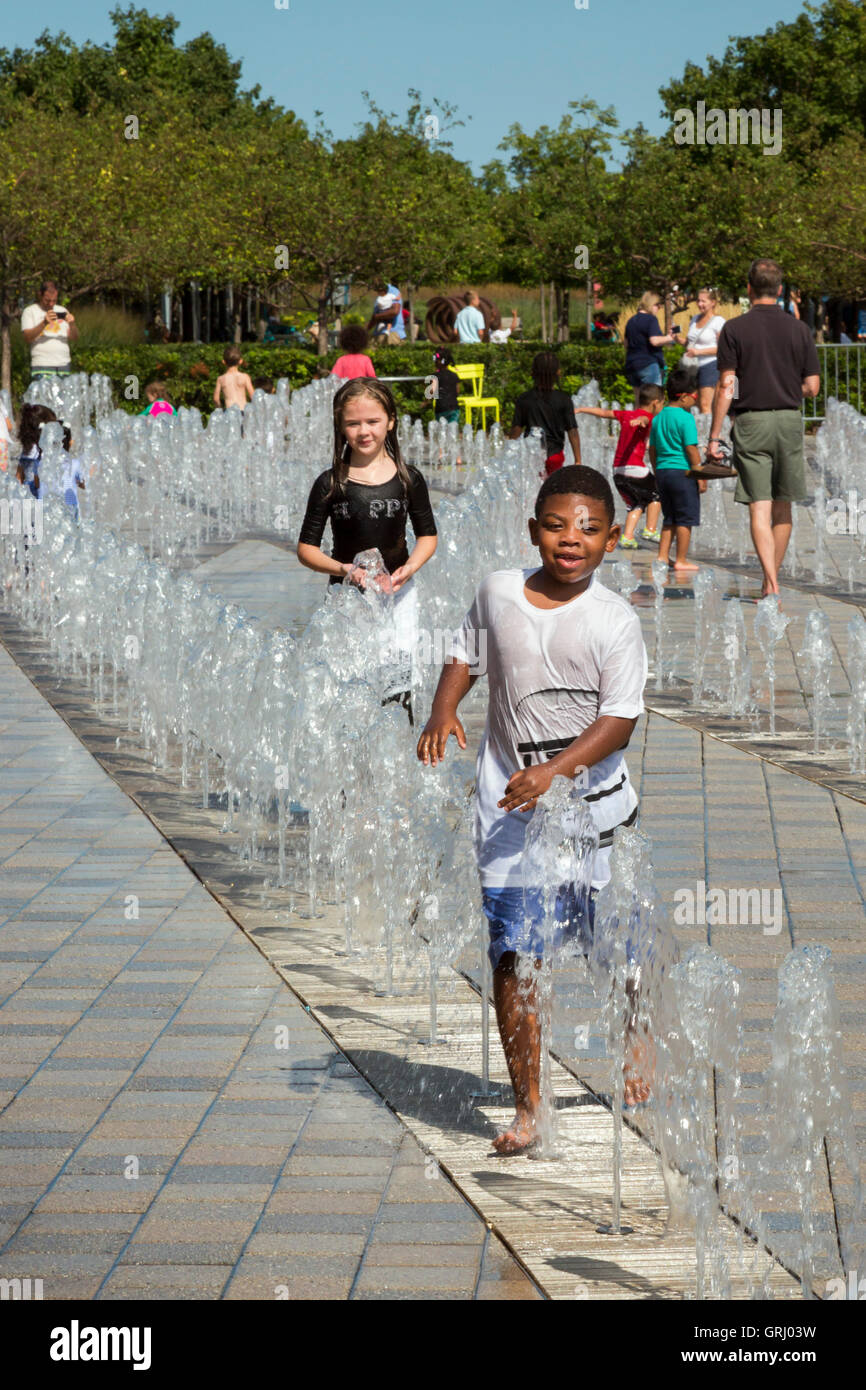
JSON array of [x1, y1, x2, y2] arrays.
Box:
[[71, 306, 146, 348], [344, 282, 600, 341]]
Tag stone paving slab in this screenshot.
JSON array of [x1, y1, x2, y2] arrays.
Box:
[[0, 638, 540, 1301]]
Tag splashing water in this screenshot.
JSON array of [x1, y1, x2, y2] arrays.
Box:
[[754, 597, 791, 735], [590, 826, 675, 1235], [650, 560, 667, 692], [521, 777, 599, 1157], [722, 597, 751, 717], [798, 610, 834, 753], [847, 612, 866, 774], [766, 946, 864, 1297]]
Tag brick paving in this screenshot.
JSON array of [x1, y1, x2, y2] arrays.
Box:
[[0, 638, 539, 1300]]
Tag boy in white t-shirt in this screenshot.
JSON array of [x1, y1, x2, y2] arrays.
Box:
[[418, 465, 648, 1153]]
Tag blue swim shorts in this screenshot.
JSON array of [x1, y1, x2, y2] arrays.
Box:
[[481, 882, 597, 969]]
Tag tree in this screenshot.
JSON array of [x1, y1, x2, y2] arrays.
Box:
[[485, 101, 618, 340], [256, 96, 498, 354], [0, 109, 130, 394], [0, 5, 299, 129], [658, 0, 866, 164]]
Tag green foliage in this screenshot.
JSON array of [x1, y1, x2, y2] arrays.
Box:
[[17, 341, 681, 421], [658, 0, 866, 161]]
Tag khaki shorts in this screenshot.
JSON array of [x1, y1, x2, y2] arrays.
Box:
[[731, 409, 806, 504]]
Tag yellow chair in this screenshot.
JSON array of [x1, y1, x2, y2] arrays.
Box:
[[454, 363, 500, 430]]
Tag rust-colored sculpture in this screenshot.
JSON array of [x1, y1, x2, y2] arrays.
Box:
[[424, 294, 501, 343]]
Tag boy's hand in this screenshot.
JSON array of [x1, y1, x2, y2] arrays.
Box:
[[498, 762, 554, 813], [417, 714, 466, 765], [697, 477, 708, 494]]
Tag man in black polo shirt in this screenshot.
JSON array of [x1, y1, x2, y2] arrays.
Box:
[[707, 258, 820, 597]]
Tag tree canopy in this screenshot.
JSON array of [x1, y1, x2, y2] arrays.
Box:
[[0, 0, 864, 392]]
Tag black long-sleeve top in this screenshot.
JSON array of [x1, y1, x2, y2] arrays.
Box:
[[298, 466, 437, 583]]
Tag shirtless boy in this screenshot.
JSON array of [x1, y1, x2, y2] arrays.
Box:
[[213, 346, 255, 411]]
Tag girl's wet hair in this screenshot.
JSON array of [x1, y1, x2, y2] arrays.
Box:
[[328, 379, 411, 500], [19, 403, 70, 455]]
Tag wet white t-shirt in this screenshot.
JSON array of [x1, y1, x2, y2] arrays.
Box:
[[451, 569, 647, 889]]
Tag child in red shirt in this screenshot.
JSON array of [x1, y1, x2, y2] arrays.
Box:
[[331, 325, 377, 380], [576, 383, 664, 548]]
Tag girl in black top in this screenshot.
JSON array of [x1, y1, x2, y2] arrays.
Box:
[[297, 379, 438, 588], [297, 380, 438, 722]]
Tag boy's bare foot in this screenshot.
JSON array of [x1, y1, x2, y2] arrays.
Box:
[[492, 1111, 538, 1155], [669, 560, 699, 572]]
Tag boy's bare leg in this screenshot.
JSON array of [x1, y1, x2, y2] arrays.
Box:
[[671, 525, 698, 571], [657, 523, 674, 565], [491, 953, 541, 1153], [624, 1026, 654, 1106], [624, 981, 653, 1106], [645, 501, 661, 534], [622, 506, 642, 541]]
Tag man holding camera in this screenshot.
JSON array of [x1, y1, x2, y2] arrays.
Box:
[[21, 280, 78, 381]]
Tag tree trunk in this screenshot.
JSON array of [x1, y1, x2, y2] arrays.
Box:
[[558, 286, 570, 343], [586, 272, 593, 343], [317, 290, 329, 357], [1, 309, 12, 402], [232, 283, 242, 344], [540, 284, 546, 343]]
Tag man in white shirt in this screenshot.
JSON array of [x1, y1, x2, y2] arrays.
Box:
[[20, 281, 78, 379], [454, 290, 487, 344]]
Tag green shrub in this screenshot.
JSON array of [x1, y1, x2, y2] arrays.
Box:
[[9, 339, 685, 421]]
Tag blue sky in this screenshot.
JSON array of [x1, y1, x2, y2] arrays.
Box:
[[5, 0, 808, 168]]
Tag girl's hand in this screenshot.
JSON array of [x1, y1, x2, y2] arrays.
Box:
[[343, 562, 366, 588], [389, 563, 412, 592], [417, 714, 466, 766], [498, 763, 554, 814]]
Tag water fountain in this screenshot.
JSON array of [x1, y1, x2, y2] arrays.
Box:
[[5, 372, 866, 1297], [812, 485, 827, 585], [692, 569, 724, 704], [521, 777, 599, 1156], [722, 597, 751, 717], [589, 826, 675, 1236], [608, 560, 640, 602], [657, 946, 745, 1299], [765, 945, 863, 1297], [650, 559, 667, 692], [847, 612, 866, 774], [754, 597, 791, 735], [798, 609, 835, 753]]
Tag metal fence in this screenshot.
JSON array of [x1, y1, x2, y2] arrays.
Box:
[[803, 343, 864, 425]]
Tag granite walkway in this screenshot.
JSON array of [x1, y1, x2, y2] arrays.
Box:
[[0, 637, 539, 1301]]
